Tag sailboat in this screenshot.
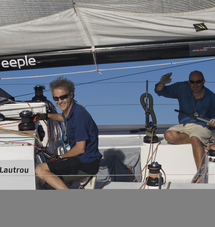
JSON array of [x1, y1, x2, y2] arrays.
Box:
[[1, 0, 215, 189]]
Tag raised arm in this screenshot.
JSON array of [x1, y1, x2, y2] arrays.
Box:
[[155, 72, 172, 91]]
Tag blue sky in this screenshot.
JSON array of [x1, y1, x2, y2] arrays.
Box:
[[1, 56, 215, 126]]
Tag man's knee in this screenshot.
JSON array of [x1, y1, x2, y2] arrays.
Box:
[[35, 164, 42, 176], [164, 130, 175, 142], [164, 130, 189, 144], [190, 136, 202, 146], [35, 163, 48, 176]]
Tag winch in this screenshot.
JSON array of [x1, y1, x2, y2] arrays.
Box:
[[32, 85, 47, 102], [146, 161, 164, 187], [18, 110, 35, 131]]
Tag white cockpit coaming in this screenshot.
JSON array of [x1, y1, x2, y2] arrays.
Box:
[[0, 101, 215, 189]]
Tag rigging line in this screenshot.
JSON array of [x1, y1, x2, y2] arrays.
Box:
[[85, 103, 178, 106], [75, 57, 215, 86], [15, 89, 50, 98], [2, 80, 215, 86], [0, 83, 50, 85], [0, 69, 97, 80], [10, 58, 215, 98], [72, 1, 100, 73], [77, 80, 215, 84], [0, 57, 215, 81]]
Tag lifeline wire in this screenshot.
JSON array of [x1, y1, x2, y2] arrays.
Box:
[[12, 57, 215, 99], [74, 58, 215, 86]]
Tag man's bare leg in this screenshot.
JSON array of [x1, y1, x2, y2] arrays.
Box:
[[35, 163, 69, 189], [190, 136, 205, 169], [164, 130, 205, 169], [164, 130, 190, 144]]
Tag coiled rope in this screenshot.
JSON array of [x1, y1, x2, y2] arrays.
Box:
[[140, 93, 157, 125]]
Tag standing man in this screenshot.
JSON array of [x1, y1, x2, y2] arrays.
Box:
[[155, 70, 215, 170], [35, 77, 102, 189]]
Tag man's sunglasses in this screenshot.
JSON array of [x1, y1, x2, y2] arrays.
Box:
[[53, 93, 70, 101], [189, 79, 203, 84]]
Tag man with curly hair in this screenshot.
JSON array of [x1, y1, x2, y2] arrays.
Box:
[[36, 77, 102, 189]]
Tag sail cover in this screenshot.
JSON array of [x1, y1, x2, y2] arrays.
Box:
[[1, 0, 215, 71]]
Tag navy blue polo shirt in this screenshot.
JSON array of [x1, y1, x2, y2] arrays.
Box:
[[155, 81, 215, 130], [62, 101, 102, 163]]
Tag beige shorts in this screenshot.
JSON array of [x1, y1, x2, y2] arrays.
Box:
[[167, 123, 212, 146]]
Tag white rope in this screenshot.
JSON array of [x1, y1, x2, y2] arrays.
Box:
[[0, 69, 97, 80], [1, 57, 215, 80]]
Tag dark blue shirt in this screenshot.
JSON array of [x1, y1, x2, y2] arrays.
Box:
[[155, 81, 215, 130], [62, 101, 102, 163]]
